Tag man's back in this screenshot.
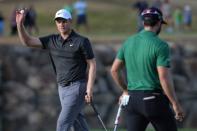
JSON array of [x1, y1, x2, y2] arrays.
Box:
[[117, 30, 170, 90]]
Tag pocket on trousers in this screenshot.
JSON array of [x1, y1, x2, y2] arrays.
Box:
[[61, 84, 80, 105], [143, 95, 168, 117]]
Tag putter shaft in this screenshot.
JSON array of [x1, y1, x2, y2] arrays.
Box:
[[113, 104, 123, 131], [90, 101, 108, 131]]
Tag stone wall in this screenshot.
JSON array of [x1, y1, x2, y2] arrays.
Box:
[[0, 43, 197, 131]]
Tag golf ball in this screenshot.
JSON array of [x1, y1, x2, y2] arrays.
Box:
[[20, 10, 24, 14]]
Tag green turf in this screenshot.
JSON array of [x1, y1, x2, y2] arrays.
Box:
[[1, 0, 197, 37], [91, 128, 197, 131]]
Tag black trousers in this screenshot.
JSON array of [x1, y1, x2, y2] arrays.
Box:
[[125, 90, 178, 131]]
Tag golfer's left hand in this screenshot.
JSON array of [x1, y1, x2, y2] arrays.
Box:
[[85, 89, 93, 104], [119, 90, 129, 106], [119, 91, 130, 106]]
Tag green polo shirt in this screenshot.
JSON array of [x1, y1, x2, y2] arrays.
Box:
[[117, 30, 170, 91]]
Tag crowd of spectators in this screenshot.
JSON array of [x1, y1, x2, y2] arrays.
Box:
[[132, 0, 193, 33], [0, 0, 194, 37]]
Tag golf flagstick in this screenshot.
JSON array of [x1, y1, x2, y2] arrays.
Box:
[[90, 100, 108, 131], [113, 103, 123, 131]]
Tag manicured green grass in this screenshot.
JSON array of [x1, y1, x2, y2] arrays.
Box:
[[92, 128, 197, 131], [1, 0, 197, 37], [0, 0, 197, 45]]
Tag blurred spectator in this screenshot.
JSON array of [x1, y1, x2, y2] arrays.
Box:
[[24, 5, 39, 35], [183, 5, 192, 30], [173, 6, 182, 32], [64, 0, 74, 15], [132, 0, 148, 32], [0, 11, 4, 36], [73, 0, 89, 32], [161, 0, 173, 33], [10, 7, 17, 35], [151, 0, 162, 9], [161, 0, 171, 19]]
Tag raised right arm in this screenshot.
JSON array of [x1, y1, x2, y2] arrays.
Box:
[[16, 9, 42, 48]]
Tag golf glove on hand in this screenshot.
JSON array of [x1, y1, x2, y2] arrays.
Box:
[[120, 95, 130, 106]]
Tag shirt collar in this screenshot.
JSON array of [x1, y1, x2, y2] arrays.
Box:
[[140, 29, 157, 36], [57, 30, 77, 42]]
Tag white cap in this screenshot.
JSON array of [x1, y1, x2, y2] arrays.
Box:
[[54, 9, 72, 20]]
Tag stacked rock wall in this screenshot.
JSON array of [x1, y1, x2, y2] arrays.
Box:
[[0, 42, 196, 130]]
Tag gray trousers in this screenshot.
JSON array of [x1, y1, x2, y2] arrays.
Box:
[[57, 81, 89, 131]]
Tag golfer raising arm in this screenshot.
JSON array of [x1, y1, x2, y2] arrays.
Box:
[[111, 7, 184, 131], [16, 9, 96, 131]]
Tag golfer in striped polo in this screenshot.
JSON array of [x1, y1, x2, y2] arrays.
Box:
[[111, 7, 184, 131]]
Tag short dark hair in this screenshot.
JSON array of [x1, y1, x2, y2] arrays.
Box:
[[142, 14, 160, 26]]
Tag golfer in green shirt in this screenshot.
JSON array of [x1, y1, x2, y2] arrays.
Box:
[[111, 7, 184, 131]]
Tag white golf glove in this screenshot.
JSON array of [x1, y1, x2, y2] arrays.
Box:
[[120, 94, 130, 106]]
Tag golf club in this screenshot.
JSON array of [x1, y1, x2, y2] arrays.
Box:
[[90, 100, 108, 131], [113, 103, 123, 131]]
